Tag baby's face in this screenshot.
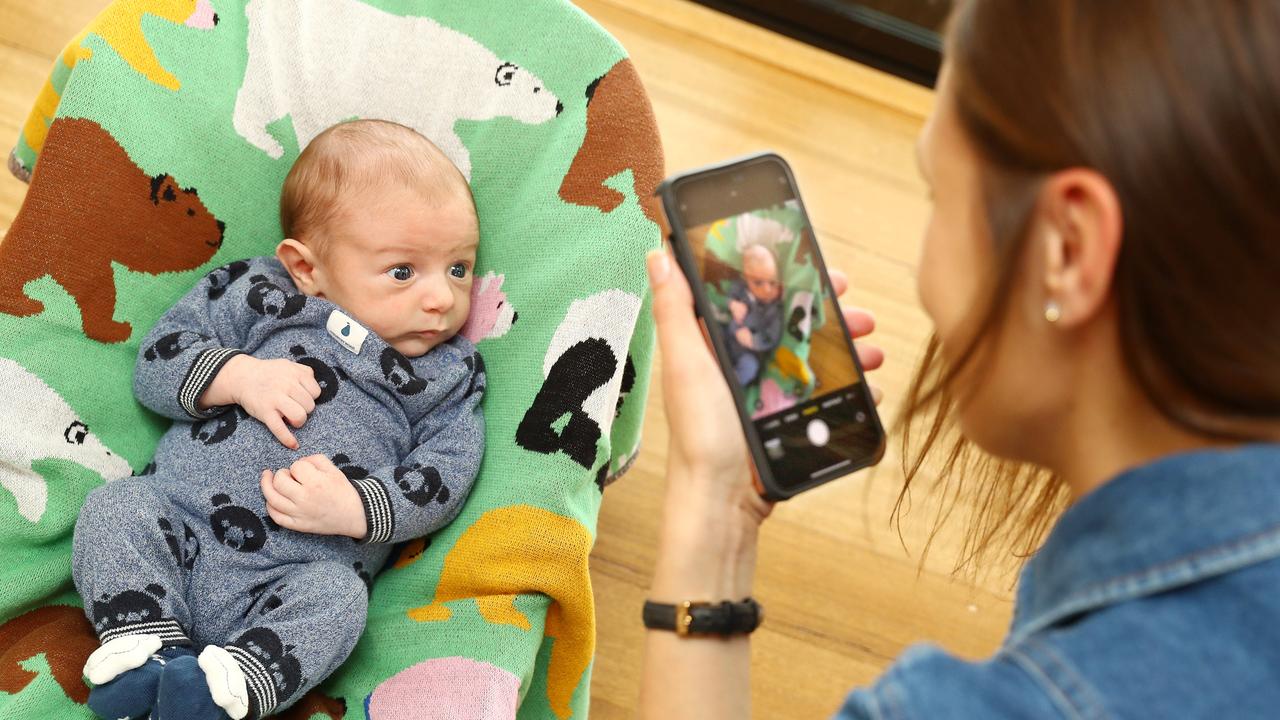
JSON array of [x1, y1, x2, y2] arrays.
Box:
[[743, 253, 781, 303], [310, 183, 478, 357]]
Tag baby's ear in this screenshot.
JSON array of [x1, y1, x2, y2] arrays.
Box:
[[276, 238, 322, 294]]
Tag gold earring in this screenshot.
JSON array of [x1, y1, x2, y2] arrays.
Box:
[[1044, 301, 1062, 323]]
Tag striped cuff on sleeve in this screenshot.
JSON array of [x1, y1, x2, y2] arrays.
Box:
[[348, 476, 395, 544], [179, 348, 243, 419]]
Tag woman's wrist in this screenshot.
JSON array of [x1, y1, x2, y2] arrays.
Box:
[[649, 465, 763, 603]]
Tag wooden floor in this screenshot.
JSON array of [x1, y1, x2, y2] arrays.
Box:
[[0, 1, 1016, 718]]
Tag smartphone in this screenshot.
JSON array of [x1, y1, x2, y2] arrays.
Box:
[[657, 152, 886, 500]]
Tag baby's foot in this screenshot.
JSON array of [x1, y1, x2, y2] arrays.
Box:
[[86, 645, 194, 720], [198, 645, 250, 719], [156, 654, 234, 720], [83, 634, 163, 685]]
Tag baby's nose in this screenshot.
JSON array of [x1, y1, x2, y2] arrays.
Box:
[[421, 282, 454, 313]]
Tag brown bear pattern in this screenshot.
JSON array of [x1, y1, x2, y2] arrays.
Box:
[[0, 117, 226, 344], [558, 58, 665, 226]]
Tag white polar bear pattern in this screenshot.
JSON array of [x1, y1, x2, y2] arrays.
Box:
[[233, 0, 563, 179], [0, 358, 132, 523]]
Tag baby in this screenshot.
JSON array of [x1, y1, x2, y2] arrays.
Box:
[[724, 244, 784, 387], [71, 120, 485, 720]]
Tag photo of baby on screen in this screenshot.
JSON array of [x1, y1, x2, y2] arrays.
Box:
[[688, 201, 861, 420]]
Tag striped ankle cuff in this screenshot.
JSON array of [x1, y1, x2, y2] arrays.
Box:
[[98, 618, 191, 647], [226, 644, 276, 718]]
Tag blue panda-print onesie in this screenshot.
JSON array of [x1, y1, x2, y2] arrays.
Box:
[[71, 257, 485, 718]]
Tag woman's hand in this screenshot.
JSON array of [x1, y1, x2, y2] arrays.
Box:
[[646, 248, 884, 525], [641, 247, 885, 720]]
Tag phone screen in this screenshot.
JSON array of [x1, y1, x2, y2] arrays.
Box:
[[670, 156, 883, 494]]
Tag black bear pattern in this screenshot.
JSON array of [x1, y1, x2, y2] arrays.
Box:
[[209, 493, 270, 553], [244, 579, 288, 619], [393, 463, 450, 506], [190, 407, 248, 445], [91, 584, 167, 636], [246, 274, 307, 319], [231, 626, 306, 703], [206, 260, 250, 300], [158, 517, 200, 570], [288, 345, 342, 405], [144, 330, 210, 361], [379, 347, 429, 396], [516, 337, 616, 469]]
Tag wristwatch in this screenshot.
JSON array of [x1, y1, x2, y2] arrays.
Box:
[[642, 598, 764, 636]]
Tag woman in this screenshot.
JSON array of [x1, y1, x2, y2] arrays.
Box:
[[637, 1, 1280, 717]]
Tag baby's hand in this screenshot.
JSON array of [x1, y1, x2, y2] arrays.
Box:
[[735, 326, 754, 349], [729, 299, 748, 323], [260, 455, 368, 539], [202, 355, 322, 449]]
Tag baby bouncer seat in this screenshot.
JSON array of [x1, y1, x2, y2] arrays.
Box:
[[0, 1, 663, 717]]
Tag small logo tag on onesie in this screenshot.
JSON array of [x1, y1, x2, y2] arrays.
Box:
[[327, 310, 369, 354]]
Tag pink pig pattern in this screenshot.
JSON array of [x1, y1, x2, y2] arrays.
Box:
[[460, 271, 518, 343]]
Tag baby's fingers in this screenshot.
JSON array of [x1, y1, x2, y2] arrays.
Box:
[[262, 411, 298, 449], [260, 470, 297, 513], [279, 398, 308, 429]]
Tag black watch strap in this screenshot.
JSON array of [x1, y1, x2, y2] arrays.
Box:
[[642, 597, 764, 636]]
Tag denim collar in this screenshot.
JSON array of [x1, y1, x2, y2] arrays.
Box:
[[1008, 444, 1280, 645]]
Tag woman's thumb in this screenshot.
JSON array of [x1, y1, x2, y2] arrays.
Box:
[[646, 248, 702, 354]]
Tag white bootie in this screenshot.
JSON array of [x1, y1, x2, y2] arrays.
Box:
[[198, 645, 251, 720], [83, 634, 163, 685]]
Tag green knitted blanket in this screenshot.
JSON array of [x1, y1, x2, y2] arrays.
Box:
[[0, 1, 662, 718]]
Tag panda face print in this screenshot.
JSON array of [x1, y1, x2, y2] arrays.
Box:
[[246, 274, 307, 319], [91, 584, 167, 635], [380, 347, 428, 396], [207, 260, 250, 300], [144, 330, 210, 361], [332, 454, 370, 480], [244, 579, 287, 619], [232, 627, 304, 702], [393, 463, 449, 507], [190, 408, 244, 445], [158, 517, 200, 570], [353, 562, 372, 591], [209, 493, 269, 553], [289, 345, 341, 405], [462, 352, 486, 400]]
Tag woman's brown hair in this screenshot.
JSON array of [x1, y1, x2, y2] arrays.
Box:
[[896, 0, 1280, 571]]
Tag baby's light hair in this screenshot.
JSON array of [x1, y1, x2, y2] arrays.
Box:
[[279, 119, 475, 255]]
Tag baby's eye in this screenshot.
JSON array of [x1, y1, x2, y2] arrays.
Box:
[[387, 265, 414, 282], [449, 263, 468, 279]]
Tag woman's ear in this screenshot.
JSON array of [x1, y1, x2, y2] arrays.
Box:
[[1035, 169, 1123, 328], [276, 238, 324, 296]]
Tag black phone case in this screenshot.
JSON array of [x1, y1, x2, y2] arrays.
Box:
[[655, 151, 886, 501]]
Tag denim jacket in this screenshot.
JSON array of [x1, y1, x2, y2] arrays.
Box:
[[835, 444, 1280, 719]]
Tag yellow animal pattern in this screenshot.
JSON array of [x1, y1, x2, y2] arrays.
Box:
[[21, 0, 217, 155], [407, 505, 595, 720]]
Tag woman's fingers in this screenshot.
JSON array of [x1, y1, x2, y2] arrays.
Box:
[[842, 306, 876, 339], [856, 342, 885, 372], [829, 268, 849, 298], [647, 248, 714, 386]]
